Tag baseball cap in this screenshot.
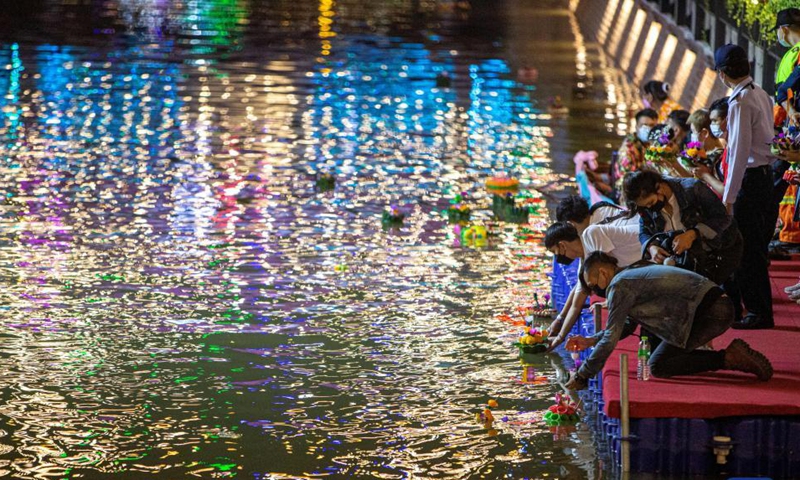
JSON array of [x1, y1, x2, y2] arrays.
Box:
[[713, 44, 748, 71], [771, 8, 800, 31]]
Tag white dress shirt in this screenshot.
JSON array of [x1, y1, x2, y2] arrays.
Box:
[[723, 76, 776, 204]]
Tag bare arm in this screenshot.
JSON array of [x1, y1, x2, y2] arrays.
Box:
[[548, 285, 588, 351], [694, 164, 724, 195]]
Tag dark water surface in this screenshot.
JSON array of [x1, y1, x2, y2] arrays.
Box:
[[0, 1, 634, 478]]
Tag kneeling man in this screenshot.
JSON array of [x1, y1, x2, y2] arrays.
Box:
[[565, 252, 773, 390]]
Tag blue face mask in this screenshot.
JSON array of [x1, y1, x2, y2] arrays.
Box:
[[637, 125, 652, 143], [779, 29, 792, 48], [710, 123, 724, 138]]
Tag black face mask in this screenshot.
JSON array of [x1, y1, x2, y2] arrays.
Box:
[[591, 285, 608, 298], [649, 199, 666, 213], [555, 254, 575, 265]]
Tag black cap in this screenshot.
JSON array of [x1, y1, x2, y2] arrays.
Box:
[[713, 44, 748, 71], [772, 8, 800, 31]]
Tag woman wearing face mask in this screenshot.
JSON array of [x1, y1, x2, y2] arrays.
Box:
[[622, 169, 743, 287], [613, 108, 658, 193], [687, 103, 728, 197], [642, 80, 681, 123], [667, 109, 692, 151]]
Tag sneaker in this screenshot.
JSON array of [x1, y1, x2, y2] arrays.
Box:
[[785, 282, 800, 294], [724, 339, 773, 381], [731, 314, 774, 330]]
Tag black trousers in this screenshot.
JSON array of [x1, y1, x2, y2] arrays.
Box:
[[706, 226, 743, 285], [731, 166, 774, 319], [648, 290, 733, 378]]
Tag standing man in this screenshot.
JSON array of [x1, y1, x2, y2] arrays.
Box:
[[714, 44, 777, 330]]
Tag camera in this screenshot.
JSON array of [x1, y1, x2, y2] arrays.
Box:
[[649, 230, 698, 271]]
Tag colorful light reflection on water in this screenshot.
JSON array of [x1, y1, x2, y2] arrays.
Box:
[[0, 1, 631, 478]]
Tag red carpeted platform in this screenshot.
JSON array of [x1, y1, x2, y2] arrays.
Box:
[[602, 259, 800, 419]]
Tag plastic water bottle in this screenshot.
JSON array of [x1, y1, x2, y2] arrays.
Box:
[[637, 336, 651, 381]]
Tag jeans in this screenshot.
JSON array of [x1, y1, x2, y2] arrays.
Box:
[[732, 166, 774, 319], [648, 290, 733, 378]]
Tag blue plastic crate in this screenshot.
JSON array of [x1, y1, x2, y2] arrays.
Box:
[[591, 413, 800, 477]]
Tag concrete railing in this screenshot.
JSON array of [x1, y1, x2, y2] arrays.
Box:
[[572, 0, 730, 112]]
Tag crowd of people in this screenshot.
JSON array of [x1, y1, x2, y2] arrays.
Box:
[[547, 8, 800, 391]]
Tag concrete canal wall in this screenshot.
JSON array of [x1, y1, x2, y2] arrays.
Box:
[[572, 0, 729, 112]]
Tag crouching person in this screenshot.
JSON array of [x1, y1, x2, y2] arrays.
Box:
[[564, 252, 773, 390]]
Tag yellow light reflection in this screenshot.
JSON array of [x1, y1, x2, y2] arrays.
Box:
[[608, 0, 635, 55], [319, 0, 337, 49], [620, 9, 646, 71], [635, 21, 662, 82], [670, 48, 697, 104], [697, 68, 721, 110], [654, 34, 678, 81], [597, 0, 621, 45]]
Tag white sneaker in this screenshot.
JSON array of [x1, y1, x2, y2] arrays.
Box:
[[785, 282, 800, 294]]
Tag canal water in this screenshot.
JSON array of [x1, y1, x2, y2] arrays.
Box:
[[0, 0, 638, 478]]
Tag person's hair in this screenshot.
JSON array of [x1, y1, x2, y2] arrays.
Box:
[[642, 80, 670, 101], [544, 221, 580, 249], [578, 251, 620, 292], [720, 59, 750, 79], [709, 97, 730, 118], [635, 108, 658, 122], [556, 195, 590, 223], [667, 109, 690, 132], [687, 109, 711, 133], [647, 123, 672, 145], [623, 169, 664, 205]]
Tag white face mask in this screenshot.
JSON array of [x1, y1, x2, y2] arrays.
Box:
[[637, 125, 652, 142], [718, 72, 731, 90], [710, 123, 724, 138], [690, 133, 700, 143]]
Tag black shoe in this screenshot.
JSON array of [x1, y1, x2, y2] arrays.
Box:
[[731, 314, 774, 330], [768, 247, 791, 260]]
